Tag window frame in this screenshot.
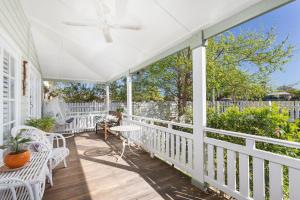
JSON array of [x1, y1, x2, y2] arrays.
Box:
[[0, 34, 21, 145]]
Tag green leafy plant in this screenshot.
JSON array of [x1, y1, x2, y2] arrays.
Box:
[[116, 107, 124, 113], [7, 133, 31, 154], [25, 117, 55, 132]]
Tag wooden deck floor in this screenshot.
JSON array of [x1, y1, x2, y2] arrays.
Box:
[[43, 132, 224, 200]]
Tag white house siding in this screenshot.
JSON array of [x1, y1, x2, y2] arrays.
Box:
[[0, 0, 41, 144], [0, 0, 39, 69]]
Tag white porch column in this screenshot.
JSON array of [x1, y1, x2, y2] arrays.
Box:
[[105, 85, 110, 113], [192, 44, 207, 188], [126, 75, 132, 116]]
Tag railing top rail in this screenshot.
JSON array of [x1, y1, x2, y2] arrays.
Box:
[[123, 118, 193, 139], [123, 114, 193, 129], [205, 127, 300, 149], [67, 111, 106, 116]]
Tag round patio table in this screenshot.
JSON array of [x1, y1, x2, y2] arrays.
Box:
[[110, 125, 141, 161]]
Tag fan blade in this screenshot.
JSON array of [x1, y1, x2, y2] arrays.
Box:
[[115, 0, 128, 18], [62, 21, 97, 27], [102, 28, 113, 43], [110, 24, 142, 30]]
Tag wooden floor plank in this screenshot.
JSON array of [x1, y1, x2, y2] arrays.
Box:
[[43, 132, 224, 200]]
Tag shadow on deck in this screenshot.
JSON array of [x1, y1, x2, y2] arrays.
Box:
[[43, 132, 225, 200]]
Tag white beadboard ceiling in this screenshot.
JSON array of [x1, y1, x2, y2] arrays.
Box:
[[20, 0, 265, 82]]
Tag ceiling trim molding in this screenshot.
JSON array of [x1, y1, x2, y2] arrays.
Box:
[[43, 76, 105, 84]]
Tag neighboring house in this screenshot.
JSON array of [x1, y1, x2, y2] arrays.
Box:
[[0, 1, 42, 145], [264, 91, 293, 101]]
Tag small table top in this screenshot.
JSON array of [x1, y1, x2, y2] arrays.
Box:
[[110, 125, 141, 132], [0, 151, 50, 183]]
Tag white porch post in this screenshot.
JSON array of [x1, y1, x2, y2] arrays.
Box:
[[191, 43, 207, 188], [105, 85, 110, 113], [126, 75, 132, 116]]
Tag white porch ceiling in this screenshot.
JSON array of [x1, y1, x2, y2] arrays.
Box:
[[20, 0, 265, 83]]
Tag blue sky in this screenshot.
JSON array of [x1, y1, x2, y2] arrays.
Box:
[[230, 1, 300, 89]]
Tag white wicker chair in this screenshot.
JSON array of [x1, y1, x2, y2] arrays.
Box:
[[11, 126, 70, 186], [0, 178, 34, 200]]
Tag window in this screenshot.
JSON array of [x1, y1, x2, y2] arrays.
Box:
[[2, 49, 16, 143]]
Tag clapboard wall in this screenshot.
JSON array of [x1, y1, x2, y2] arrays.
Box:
[[0, 0, 42, 124], [0, 0, 39, 70]]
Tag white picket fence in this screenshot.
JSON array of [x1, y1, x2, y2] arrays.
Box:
[[209, 101, 300, 121], [67, 101, 300, 122], [67, 102, 106, 113]]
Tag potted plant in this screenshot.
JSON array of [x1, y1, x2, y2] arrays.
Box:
[[3, 133, 31, 169], [25, 117, 55, 132]]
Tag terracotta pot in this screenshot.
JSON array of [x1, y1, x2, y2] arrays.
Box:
[[4, 150, 31, 169]]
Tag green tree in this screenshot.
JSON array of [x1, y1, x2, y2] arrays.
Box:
[[110, 78, 126, 102], [207, 29, 294, 101], [132, 72, 163, 102], [52, 82, 105, 103], [146, 48, 192, 119]]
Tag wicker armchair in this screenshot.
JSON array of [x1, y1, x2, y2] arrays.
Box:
[[11, 126, 70, 186]]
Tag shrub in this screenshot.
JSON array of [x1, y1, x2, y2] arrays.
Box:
[[25, 117, 55, 132], [208, 105, 300, 156]]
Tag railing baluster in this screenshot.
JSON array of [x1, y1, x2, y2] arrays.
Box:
[[239, 153, 249, 197], [216, 147, 224, 185], [289, 167, 300, 200], [269, 162, 283, 200], [253, 158, 265, 200], [176, 135, 180, 162], [227, 150, 236, 191], [207, 144, 214, 179], [166, 133, 170, 158], [171, 134, 175, 160], [187, 139, 193, 169]]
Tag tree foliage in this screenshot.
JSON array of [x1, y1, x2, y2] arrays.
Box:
[[207, 29, 293, 101], [110, 78, 127, 102], [51, 82, 105, 103]]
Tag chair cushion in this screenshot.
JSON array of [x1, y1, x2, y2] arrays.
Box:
[[21, 129, 53, 150], [28, 142, 50, 152], [51, 147, 69, 168]]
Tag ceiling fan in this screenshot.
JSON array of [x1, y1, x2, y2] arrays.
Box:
[[62, 0, 141, 43]]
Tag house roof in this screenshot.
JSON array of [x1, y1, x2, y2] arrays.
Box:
[[20, 0, 291, 83], [268, 92, 292, 96]]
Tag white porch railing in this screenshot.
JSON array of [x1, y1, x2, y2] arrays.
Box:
[[122, 114, 194, 174], [55, 110, 300, 199], [203, 127, 300, 200], [121, 114, 300, 200], [61, 111, 106, 133]]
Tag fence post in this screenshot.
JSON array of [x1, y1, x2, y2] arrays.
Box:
[[106, 85, 110, 113], [127, 75, 133, 117], [192, 42, 207, 189]]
